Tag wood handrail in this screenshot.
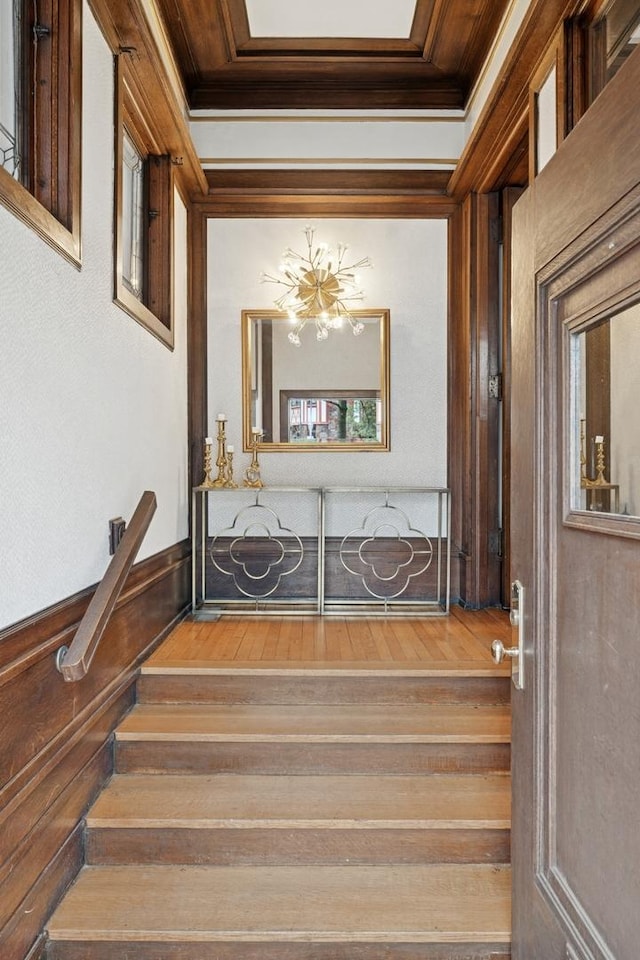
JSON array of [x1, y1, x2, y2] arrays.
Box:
[[56, 491, 157, 682]]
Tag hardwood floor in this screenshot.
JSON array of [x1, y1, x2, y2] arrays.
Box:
[[147, 606, 511, 672]]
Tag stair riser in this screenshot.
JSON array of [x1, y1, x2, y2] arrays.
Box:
[[86, 827, 510, 866], [47, 942, 511, 960], [115, 742, 511, 776], [137, 675, 511, 707]]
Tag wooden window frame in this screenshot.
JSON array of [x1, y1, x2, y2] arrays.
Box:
[[586, 0, 640, 103], [0, 0, 82, 264], [528, 31, 567, 182], [114, 55, 174, 349]]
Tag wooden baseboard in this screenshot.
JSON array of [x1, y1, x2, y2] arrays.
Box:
[[0, 539, 190, 960]]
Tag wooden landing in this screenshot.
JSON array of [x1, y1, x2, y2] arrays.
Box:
[[146, 606, 510, 672]]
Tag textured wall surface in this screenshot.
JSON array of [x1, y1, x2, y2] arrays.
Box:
[[610, 303, 640, 517], [0, 3, 189, 630], [207, 217, 448, 493]]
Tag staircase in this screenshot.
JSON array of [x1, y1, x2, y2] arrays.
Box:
[[46, 648, 511, 959]]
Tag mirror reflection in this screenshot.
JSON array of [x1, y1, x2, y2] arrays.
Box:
[[570, 303, 640, 517], [242, 309, 390, 452]]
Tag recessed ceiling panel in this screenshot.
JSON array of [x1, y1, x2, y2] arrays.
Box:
[[245, 0, 418, 39]]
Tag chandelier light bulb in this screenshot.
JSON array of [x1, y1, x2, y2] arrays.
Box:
[[260, 226, 372, 345]]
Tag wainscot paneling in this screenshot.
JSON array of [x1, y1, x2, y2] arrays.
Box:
[[0, 540, 190, 960]]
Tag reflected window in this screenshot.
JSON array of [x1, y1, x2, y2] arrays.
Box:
[[282, 392, 382, 443], [570, 304, 640, 517]]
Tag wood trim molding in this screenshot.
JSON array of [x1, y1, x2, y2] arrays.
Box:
[[166, 0, 510, 110], [193, 194, 459, 219], [203, 169, 453, 197], [86, 0, 207, 197], [0, 539, 190, 960], [449, 0, 583, 198], [189, 175, 502, 609]]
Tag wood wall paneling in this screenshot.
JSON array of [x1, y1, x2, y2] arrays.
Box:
[[447, 205, 468, 603], [448, 194, 502, 608], [0, 540, 190, 960], [500, 187, 526, 607]]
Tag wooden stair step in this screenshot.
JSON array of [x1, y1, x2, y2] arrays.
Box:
[[116, 703, 511, 742], [115, 703, 510, 775], [46, 863, 511, 959], [86, 772, 510, 865], [138, 664, 510, 706]]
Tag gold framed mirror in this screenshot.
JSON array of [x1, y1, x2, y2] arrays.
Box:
[[242, 309, 390, 452]]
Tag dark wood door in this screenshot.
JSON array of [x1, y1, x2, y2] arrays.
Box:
[[510, 47, 640, 960]]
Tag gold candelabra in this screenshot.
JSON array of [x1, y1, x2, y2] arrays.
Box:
[[244, 429, 264, 488], [212, 416, 228, 487], [594, 436, 607, 485], [200, 437, 216, 488], [224, 445, 238, 488], [580, 421, 608, 488]]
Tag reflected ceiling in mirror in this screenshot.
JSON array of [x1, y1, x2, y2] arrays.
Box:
[[242, 309, 390, 452]]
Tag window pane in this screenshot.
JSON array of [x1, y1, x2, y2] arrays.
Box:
[[0, 0, 22, 178], [122, 132, 145, 300]]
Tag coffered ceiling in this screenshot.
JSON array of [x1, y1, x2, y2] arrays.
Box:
[[155, 0, 512, 109]]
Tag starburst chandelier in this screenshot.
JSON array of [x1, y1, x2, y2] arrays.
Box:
[[260, 226, 373, 346]]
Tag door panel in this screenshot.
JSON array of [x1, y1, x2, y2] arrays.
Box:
[[511, 187, 567, 960], [511, 44, 640, 960]]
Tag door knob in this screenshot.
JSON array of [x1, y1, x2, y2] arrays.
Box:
[[491, 638, 520, 664]]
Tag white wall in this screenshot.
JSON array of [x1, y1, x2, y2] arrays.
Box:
[[207, 218, 447, 489], [610, 304, 640, 516], [0, 2, 189, 630]]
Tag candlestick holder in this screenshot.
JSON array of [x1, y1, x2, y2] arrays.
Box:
[[594, 437, 607, 485], [212, 418, 228, 488], [244, 430, 264, 488], [224, 448, 238, 488], [200, 439, 217, 488], [581, 435, 608, 487], [579, 418, 587, 483]]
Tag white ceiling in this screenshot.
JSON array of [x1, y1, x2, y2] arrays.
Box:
[[244, 0, 418, 39]]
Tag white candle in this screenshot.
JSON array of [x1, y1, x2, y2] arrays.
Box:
[[227, 445, 234, 453], [205, 436, 213, 445], [595, 435, 604, 443], [216, 413, 226, 421], [252, 426, 261, 435]]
